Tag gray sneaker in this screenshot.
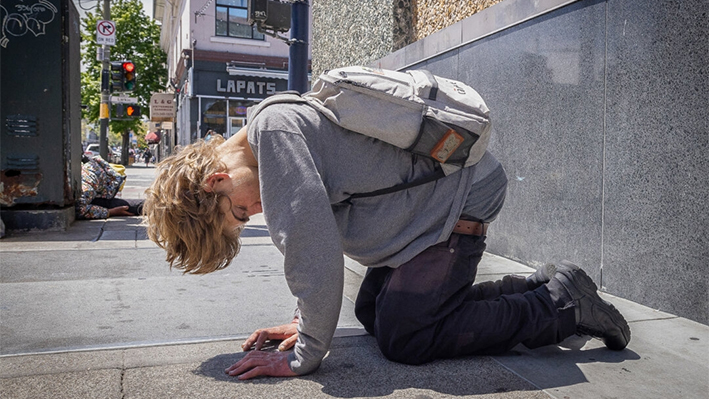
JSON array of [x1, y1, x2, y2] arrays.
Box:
[[554, 261, 631, 350]]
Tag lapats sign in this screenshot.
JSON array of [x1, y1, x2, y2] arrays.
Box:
[[216, 79, 276, 95], [195, 69, 287, 98]]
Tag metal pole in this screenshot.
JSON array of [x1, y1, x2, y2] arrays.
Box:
[[287, 0, 309, 94], [99, 0, 110, 160]]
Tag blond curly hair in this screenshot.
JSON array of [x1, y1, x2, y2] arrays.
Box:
[[143, 135, 242, 274]]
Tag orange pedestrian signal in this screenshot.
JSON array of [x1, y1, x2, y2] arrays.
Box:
[[125, 104, 141, 117]]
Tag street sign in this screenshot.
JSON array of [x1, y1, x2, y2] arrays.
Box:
[[96, 46, 110, 61], [96, 20, 116, 46], [111, 95, 138, 104]]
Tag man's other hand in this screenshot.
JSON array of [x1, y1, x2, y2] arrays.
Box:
[[241, 322, 298, 352], [225, 350, 297, 380], [108, 206, 135, 217]]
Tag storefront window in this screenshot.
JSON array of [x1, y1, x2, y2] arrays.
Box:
[[229, 100, 249, 117], [201, 99, 227, 138], [227, 100, 251, 138], [215, 0, 265, 40], [229, 118, 245, 138]]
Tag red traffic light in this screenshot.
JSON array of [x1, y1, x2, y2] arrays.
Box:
[[122, 61, 136, 91], [110, 61, 136, 92]]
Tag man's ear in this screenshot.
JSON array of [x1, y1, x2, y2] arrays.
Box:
[[204, 173, 231, 193]]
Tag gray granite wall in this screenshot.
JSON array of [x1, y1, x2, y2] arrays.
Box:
[[600, 0, 707, 322], [311, 0, 414, 78], [311, 0, 502, 78], [312, 0, 708, 324]]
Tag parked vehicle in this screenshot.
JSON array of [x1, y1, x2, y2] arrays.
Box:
[[84, 144, 100, 158], [84, 144, 121, 163]]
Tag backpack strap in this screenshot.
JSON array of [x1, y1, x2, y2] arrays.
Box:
[[348, 168, 446, 200], [247, 91, 308, 122]]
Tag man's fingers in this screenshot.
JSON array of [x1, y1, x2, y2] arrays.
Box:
[[234, 361, 270, 380], [237, 367, 266, 380], [225, 362, 239, 374], [226, 359, 250, 376], [241, 330, 261, 351], [225, 351, 269, 377], [226, 351, 258, 375], [224, 351, 295, 380], [279, 334, 297, 351], [241, 330, 269, 351], [254, 330, 269, 351], [241, 324, 298, 351]]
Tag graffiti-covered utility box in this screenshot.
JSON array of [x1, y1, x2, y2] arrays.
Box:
[[0, 0, 82, 229]]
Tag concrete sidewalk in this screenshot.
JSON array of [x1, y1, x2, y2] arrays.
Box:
[[1, 165, 707, 399]]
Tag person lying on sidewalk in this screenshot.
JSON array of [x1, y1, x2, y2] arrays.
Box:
[[142, 103, 630, 380], [76, 155, 143, 219]]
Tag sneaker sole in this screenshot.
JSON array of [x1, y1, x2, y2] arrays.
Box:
[[557, 261, 631, 350]]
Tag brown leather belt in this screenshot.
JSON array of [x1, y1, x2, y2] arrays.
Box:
[[453, 219, 489, 236]]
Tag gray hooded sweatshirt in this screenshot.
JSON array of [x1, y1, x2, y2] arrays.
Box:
[[248, 102, 507, 375]]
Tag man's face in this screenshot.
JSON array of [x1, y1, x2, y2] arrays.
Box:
[[218, 168, 262, 230]]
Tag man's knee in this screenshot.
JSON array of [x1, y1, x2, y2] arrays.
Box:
[[354, 304, 375, 335], [374, 326, 436, 365]]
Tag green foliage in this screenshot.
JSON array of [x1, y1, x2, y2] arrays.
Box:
[[80, 0, 167, 137]]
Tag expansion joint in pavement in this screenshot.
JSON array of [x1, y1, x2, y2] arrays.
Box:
[[627, 315, 679, 324], [120, 368, 126, 399], [91, 223, 105, 242]]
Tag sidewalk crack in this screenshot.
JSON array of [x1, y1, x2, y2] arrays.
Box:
[[628, 315, 679, 323], [92, 221, 107, 242], [120, 350, 126, 399], [120, 368, 126, 399]]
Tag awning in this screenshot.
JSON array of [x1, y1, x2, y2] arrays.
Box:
[[226, 67, 289, 80]]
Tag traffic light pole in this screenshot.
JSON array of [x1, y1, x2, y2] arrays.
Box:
[[287, 0, 309, 94], [99, 0, 111, 160]]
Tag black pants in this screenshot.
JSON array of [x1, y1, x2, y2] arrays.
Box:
[[91, 198, 144, 216], [354, 233, 576, 365]]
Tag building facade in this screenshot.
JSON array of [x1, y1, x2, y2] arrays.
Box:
[[153, 0, 310, 146]]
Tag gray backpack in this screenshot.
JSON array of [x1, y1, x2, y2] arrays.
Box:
[[249, 66, 492, 196]]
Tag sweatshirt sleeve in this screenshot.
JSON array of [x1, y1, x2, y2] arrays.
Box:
[[251, 129, 344, 375], [76, 168, 109, 219]]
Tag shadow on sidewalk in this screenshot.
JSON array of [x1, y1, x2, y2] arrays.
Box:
[[494, 334, 641, 390], [191, 335, 640, 397]]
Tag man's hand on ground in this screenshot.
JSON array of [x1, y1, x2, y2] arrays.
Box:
[[225, 315, 301, 380], [241, 321, 298, 352], [225, 350, 297, 380], [108, 206, 135, 217], [226, 322, 299, 380]]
